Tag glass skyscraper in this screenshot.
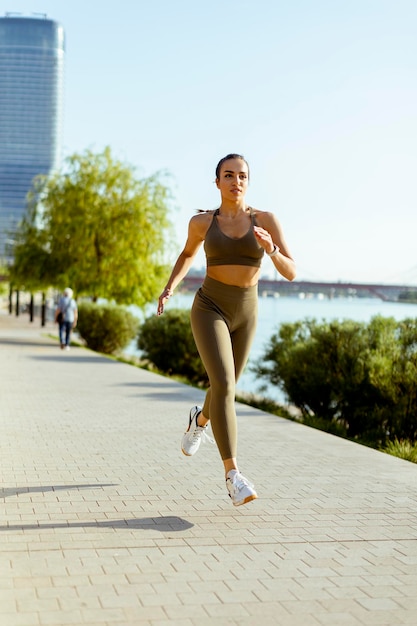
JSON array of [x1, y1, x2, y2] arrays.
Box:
[[0, 14, 65, 259]]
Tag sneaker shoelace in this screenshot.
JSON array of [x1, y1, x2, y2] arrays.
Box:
[[190, 424, 214, 446], [231, 472, 254, 492]]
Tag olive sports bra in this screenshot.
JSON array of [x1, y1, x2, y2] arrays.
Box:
[[204, 208, 264, 268]]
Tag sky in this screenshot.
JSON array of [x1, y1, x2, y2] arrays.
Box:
[[6, 0, 417, 284]]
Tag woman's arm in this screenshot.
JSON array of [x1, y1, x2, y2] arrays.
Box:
[[253, 211, 296, 281], [157, 213, 208, 315]]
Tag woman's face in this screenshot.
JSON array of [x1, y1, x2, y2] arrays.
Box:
[[216, 158, 249, 201]]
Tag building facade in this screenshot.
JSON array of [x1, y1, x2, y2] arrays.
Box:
[[0, 15, 65, 260]]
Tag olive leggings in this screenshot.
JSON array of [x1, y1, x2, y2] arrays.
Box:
[[190, 276, 258, 460]]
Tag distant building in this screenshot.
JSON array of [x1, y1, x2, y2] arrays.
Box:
[[0, 14, 65, 260]]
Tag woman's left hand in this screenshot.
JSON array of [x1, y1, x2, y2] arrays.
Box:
[[253, 225, 274, 254]]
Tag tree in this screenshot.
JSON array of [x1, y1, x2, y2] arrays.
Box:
[[11, 147, 175, 307], [9, 193, 54, 293]]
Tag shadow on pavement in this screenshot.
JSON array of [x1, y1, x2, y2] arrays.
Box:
[[0, 483, 118, 499], [0, 516, 194, 532], [117, 380, 194, 391], [30, 354, 115, 364], [0, 338, 58, 348]]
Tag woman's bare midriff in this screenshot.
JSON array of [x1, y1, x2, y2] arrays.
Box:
[[207, 265, 260, 288]]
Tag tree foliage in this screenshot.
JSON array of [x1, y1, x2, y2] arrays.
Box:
[[252, 315, 417, 446], [10, 147, 175, 306], [9, 192, 54, 292]]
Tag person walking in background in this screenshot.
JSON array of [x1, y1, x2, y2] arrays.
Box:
[[157, 153, 296, 506], [55, 288, 78, 350]]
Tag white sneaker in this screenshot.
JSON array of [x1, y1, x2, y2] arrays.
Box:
[[181, 406, 212, 456], [226, 470, 258, 506]]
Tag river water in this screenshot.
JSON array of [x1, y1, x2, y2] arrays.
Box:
[[128, 291, 417, 404]]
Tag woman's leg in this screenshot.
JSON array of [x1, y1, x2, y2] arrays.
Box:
[[191, 303, 237, 460], [222, 297, 258, 473]]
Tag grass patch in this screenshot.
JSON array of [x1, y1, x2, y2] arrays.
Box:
[[380, 439, 417, 463]]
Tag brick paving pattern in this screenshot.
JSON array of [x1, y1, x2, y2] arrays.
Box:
[[1, 309, 417, 625]]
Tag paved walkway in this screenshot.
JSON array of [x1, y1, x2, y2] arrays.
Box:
[[1, 308, 417, 626]]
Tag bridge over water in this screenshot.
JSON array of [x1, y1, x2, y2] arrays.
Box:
[[182, 275, 417, 302], [0, 274, 415, 303]]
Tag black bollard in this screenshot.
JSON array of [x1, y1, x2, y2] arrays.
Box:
[[41, 292, 46, 327], [29, 294, 34, 322]]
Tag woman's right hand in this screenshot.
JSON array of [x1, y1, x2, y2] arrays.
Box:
[[157, 287, 173, 316]]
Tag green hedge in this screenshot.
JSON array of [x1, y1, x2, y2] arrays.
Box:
[[137, 308, 208, 385], [77, 302, 139, 355], [252, 315, 417, 446]]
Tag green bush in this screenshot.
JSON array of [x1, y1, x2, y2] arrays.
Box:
[[252, 315, 417, 446], [77, 302, 139, 354], [138, 308, 208, 385]]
